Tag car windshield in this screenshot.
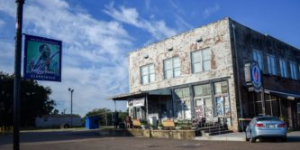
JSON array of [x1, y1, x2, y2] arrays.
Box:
[[257, 117, 279, 121]]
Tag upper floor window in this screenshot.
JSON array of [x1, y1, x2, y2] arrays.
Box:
[[253, 50, 263, 70], [140, 64, 155, 85], [279, 59, 288, 78], [174, 87, 190, 100], [164, 57, 180, 79], [267, 55, 276, 75], [214, 81, 228, 94], [194, 84, 211, 97], [191, 48, 211, 73], [290, 62, 298, 80]]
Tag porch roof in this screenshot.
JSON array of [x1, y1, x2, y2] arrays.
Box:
[[109, 89, 172, 101], [109, 91, 148, 101], [264, 89, 300, 100]]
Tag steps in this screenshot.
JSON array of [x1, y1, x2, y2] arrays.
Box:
[[198, 124, 233, 137]]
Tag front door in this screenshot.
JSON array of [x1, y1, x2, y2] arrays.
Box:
[[194, 96, 213, 120]]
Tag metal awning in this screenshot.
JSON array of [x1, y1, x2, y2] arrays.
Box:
[[264, 89, 300, 100], [109, 89, 172, 101], [109, 91, 148, 101]]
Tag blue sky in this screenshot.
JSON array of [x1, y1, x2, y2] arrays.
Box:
[[0, 0, 299, 116]]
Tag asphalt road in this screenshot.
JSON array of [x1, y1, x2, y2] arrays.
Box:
[[1, 130, 300, 150]]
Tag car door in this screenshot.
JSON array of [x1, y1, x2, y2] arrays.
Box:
[[246, 119, 255, 139]]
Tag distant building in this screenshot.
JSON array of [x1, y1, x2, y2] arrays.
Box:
[[35, 114, 82, 128], [111, 18, 300, 131]]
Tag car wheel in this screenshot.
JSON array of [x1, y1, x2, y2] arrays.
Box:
[[245, 132, 250, 141], [281, 137, 287, 142], [250, 135, 256, 143], [64, 124, 70, 128]]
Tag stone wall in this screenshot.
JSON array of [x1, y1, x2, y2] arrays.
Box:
[[128, 18, 239, 130], [129, 18, 234, 93]]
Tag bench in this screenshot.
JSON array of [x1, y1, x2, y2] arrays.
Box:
[[162, 120, 175, 130], [132, 119, 141, 128]]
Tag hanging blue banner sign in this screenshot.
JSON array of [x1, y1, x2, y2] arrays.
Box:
[[251, 61, 262, 92], [23, 34, 62, 82]]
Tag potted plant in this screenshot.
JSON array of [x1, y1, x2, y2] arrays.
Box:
[[175, 120, 183, 130], [175, 125, 182, 130], [157, 123, 163, 130], [140, 121, 148, 129]]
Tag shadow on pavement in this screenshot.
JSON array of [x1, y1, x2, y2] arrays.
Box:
[[0, 129, 104, 146], [287, 136, 300, 142]]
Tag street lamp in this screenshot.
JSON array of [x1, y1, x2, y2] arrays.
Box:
[[68, 88, 74, 127]]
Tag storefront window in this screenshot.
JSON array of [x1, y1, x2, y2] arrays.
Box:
[[214, 81, 228, 94], [174, 87, 191, 119], [214, 81, 230, 117], [265, 94, 279, 116], [193, 84, 212, 119], [194, 84, 211, 97]]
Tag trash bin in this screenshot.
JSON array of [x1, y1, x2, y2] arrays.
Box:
[[85, 116, 100, 129]]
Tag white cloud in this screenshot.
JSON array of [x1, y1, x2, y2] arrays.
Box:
[[203, 3, 220, 18], [168, 0, 185, 15], [0, 0, 132, 116], [0, 40, 14, 73], [175, 14, 193, 31], [103, 3, 177, 40], [0, 0, 15, 17]]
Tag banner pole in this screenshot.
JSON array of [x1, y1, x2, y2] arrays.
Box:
[[13, 0, 24, 150]]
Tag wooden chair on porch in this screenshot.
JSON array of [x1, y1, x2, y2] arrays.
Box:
[[132, 119, 142, 128], [162, 120, 175, 130]]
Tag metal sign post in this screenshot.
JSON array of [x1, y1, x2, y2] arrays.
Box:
[[13, 0, 25, 150]]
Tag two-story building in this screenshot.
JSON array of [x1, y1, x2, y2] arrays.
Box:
[[111, 18, 300, 131]]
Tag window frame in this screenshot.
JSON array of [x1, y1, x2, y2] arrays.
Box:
[[140, 63, 155, 85], [253, 50, 264, 70], [267, 54, 276, 75], [290, 61, 298, 80], [163, 57, 181, 79], [191, 48, 212, 73], [279, 58, 288, 78]]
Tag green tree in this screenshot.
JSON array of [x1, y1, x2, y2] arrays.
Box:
[[0, 72, 56, 127]]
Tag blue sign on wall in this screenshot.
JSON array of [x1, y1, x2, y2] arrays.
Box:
[[23, 34, 62, 82], [251, 61, 262, 92]]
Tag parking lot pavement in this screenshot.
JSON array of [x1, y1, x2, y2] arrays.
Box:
[[195, 131, 300, 142], [2, 136, 300, 150], [1, 130, 300, 150]]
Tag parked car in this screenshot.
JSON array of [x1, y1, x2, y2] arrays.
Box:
[[245, 116, 287, 143]]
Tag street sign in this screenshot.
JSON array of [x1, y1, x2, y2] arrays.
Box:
[[251, 61, 262, 92], [23, 34, 62, 82]]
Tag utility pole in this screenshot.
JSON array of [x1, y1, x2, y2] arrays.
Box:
[[68, 88, 74, 127], [13, 0, 24, 150]]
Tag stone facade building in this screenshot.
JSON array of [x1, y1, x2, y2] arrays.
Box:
[[112, 18, 300, 131]]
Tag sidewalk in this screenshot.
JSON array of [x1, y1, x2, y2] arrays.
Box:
[[194, 131, 300, 142], [195, 132, 246, 141]]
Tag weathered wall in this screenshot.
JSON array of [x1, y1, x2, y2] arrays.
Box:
[[128, 18, 239, 130], [230, 19, 300, 122], [231, 20, 300, 92], [129, 19, 234, 93]]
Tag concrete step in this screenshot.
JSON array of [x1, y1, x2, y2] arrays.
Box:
[[202, 127, 228, 133], [205, 130, 233, 136], [199, 125, 227, 131]]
